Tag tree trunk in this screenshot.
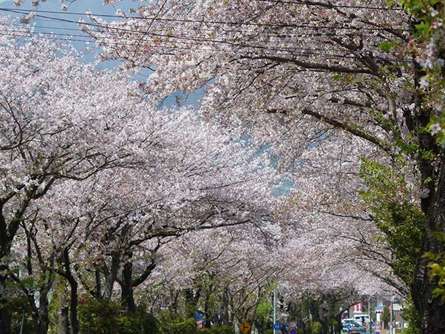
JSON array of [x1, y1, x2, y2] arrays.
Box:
[[95, 269, 102, 299], [411, 44, 445, 332], [424, 296, 445, 334], [222, 287, 230, 324], [0, 198, 35, 334], [171, 289, 180, 315], [121, 261, 136, 313], [204, 283, 214, 319], [63, 249, 80, 334], [69, 279, 79, 334], [423, 161, 445, 333], [0, 218, 12, 334], [58, 306, 69, 334], [410, 148, 445, 334], [0, 291, 11, 334], [104, 253, 120, 300], [37, 291, 50, 334]]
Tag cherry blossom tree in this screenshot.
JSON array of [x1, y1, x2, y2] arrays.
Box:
[[85, 1, 445, 332], [0, 22, 167, 332], [143, 223, 281, 327], [35, 106, 276, 325], [142, 191, 395, 334], [0, 17, 283, 333]]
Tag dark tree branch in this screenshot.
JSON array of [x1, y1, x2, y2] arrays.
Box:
[[302, 108, 392, 153]]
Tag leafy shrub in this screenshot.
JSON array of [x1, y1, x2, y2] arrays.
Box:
[[1, 293, 36, 333], [79, 298, 120, 333], [310, 321, 322, 334], [159, 317, 197, 334], [78, 297, 158, 334], [206, 325, 235, 334], [398, 299, 421, 334]]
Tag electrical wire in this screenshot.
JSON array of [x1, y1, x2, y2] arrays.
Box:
[[0, 4, 410, 65], [0, 29, 406, 76], [0, 6, 408, 31], [14, 22, 352, 39], [0, 8, 408, 58], [0, 28, 362, 60], [0, 26, 411, 67], [16, 15, 400, 45], [0, 21, 389, 59]]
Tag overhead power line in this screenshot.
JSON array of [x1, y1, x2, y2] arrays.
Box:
[[0, 25, 410, 66], [0, 27, 360, 60], [0, 8, 408, 58], [0, 3, 410, 67], [0, 1, 403, 23], [0, 30, 373, 74], [0, 30, 98, 45], [20, 23, 350, 39], [0, 20, 394, 54], [0, 6, 407, 31]]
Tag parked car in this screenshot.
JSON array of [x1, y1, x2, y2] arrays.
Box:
[[341, 319, 366, 333]]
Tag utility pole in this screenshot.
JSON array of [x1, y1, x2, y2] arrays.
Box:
[[368, 298, 372, 334], [389, 296, 393, 334]]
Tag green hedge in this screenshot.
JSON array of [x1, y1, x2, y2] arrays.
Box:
[[159, 317, 197, 334], [78, 298, 234, 334], [204, 324, 235, 334], [78, 298, 159, 334]]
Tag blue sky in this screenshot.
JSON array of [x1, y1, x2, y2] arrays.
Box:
[[0, 1, 139, 64], [0, 0, 138, 19]]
